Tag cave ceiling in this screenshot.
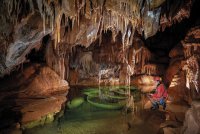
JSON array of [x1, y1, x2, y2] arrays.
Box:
[[0, 0, 195, 77]]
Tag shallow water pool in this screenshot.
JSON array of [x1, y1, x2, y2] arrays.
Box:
[[24, 87, 165, 134]]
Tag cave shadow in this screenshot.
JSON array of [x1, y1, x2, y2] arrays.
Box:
[[0, 63, 45, 132]]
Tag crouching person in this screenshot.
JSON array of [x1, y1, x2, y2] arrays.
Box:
[[148, 77, 168, 110]]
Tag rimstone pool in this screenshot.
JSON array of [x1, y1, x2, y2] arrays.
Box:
[[24, 86, 166, 134]]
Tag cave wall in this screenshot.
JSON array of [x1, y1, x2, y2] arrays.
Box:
[[66, 31, 167, 86], [166, 26, 200, 103]]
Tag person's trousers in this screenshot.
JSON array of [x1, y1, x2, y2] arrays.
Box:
[[150, 97, 166, 108]]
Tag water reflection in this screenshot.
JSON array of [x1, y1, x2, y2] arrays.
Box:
[[24, 86, 164, 134]]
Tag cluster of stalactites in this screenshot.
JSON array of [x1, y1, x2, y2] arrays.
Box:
[[103, 0, 143, 45], [6, 0, 34, 24], [123, 44, 152, 76], [182, 41, 200, 93], [142, 64, 157, 75], [35, 0, 162, 49], [160, 0, 192, 31], [45, 41, 68, 80], [78, 52, 95, 75], [7, 0, 195, 52], [131, 46, 151, 70], [183, 42, 200, 58], [37, 0, 105, 48], [182, 55, 199, 93]]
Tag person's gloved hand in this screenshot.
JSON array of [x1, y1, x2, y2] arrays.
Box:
[[150, 89, 156, 94]]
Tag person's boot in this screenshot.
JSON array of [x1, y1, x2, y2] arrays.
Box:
[[151, 103, 159, 110], [163, 102, 166, 110]]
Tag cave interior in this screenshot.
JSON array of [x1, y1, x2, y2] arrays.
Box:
[[0, 0, 200, 134]]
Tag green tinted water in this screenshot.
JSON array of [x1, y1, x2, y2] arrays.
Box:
[[25, 102, 136, 134], [24, 87, 161, 134]]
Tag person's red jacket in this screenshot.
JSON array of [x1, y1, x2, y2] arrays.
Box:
[[152, 83, 168, 100]]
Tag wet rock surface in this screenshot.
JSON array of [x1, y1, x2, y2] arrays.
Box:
[[182, 100, 200, 134], [143, 94, 190, 134], [0, 64, 69, 131], [19, 95, 66, 129]]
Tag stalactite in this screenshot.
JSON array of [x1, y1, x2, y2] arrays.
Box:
[[142, 47, 151, 68], [7, 0, 13, 17], [6, 0, 29, 24], [136, 52, 138, 64], [183, 55, 199, 93], [54, 13, 62, 48], [187, 46, 191, 57], [130, 45, 152, 75], [132, 47, 142, 65], [66, 54, 69, 80], [183, 43, 200, 58], [60, 57, 65, 79], [138, 52, 141, 64], [141, 48, 145, 68], [142, 64, 156, 75], [5, 0, 189, 53], [132, 49, 136, 64], [43, 14, 46, 34]]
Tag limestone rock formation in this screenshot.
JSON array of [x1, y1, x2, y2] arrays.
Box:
[[0, 64, 69, 97], [0, 0, 195, 78], [0, 11, 51, 77], [0, 64, 69, 129], [20, 95, 66, 129], [182, 26, 200, 101], [182, 101, 200, 134], [169, 43, 184, 59], [166, 26, 200, 103]]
